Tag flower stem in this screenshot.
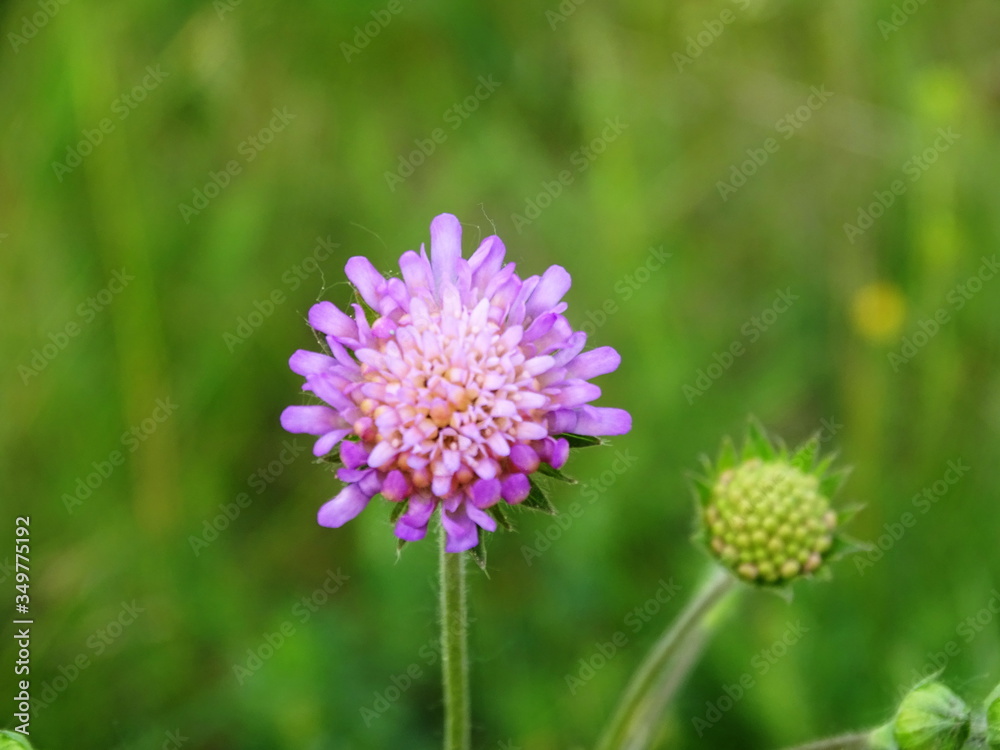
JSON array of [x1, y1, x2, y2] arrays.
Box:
[[595, 566, 739, 750], [440, 529, 470, 750], [779, 732, 875, 750]]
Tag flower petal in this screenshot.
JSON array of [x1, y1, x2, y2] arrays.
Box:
[[526, 265, 572, 317], [523, 355, 556, 376], [308, 301, 358, 340], [280, 405, 342, 434], [441, 507, 479, 552], [313, 429, 351, 457], [469, 235, 506, 291], [289, 350, 336, 377], [395, 516, 429, 541], [554, 382, 602, 407], [471, 478, 502, 507], [399, 250, 434, 294], [546, 409, 578, 434], [430, 213, 463, 288], [317, 484, 371, 528], [573, 406, 632, 436], [552, 331, 588, 368], [382, 470, 411, 502], [345, 257, 386, 309], [367, 441, 397, 469], [465, 503, 497, 532], [340, 440, 367, 470], [509, 444, 540, 473], [567, 347, 622, 379], [501, 473, 531, 503]]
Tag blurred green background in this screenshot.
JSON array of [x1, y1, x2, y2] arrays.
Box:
[[2, 0, 999, 748]]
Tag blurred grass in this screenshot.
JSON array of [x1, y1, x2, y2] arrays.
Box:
[[1, 0, 999, 748]]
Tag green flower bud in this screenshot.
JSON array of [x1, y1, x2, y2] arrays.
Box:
[[0, 731, 35, 750], [868, 722, 899, 750], [894, 681, 970, 750], [691, 418, 857, 587], [985, 681, 1000, 748]]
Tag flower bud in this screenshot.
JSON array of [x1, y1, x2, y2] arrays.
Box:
[[692, 419, 855, 587], [985, 681, 1000, 747], [0, 732, 34, 750], [894, 681, 970, 750]]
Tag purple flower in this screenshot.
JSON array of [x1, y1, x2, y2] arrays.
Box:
[[281, 213, 631, 553]]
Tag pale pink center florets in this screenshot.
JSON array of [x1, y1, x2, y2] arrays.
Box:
[[350, 293, 549, 499]]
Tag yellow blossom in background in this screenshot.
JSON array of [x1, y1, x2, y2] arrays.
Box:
[[850, 282, 907, 344]]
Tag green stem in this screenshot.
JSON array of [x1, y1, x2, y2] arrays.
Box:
[[780, 732, 874, 750], [595, 566, 738, 750], [440, 529, 470, 750]]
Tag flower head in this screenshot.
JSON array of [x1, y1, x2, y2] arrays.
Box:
[[893, 679, 971, 750], [691, 419, 857, 586], [281, 213, 631, 553]]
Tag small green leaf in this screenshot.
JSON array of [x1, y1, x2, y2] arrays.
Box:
[[790, 436, 820, 471], [820, 467, 853, 498], [488, 504, 514, 532], [718, 436, 739, 470], [468, 538, 489, 571], [687, 472, 714, 506], [315, 453, 343, 468], [698, 454, 715, 476], [746, 417, 776, 460], [388, 499, 407, 524], [834, 503, 865, 527], [395, 538, 408, 561], [521, 478, 558, 515], [813, 450, 839, 479], [557, 433, 605, 449], [825, 533, 873, 563], [538, 463, 577, 484]]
